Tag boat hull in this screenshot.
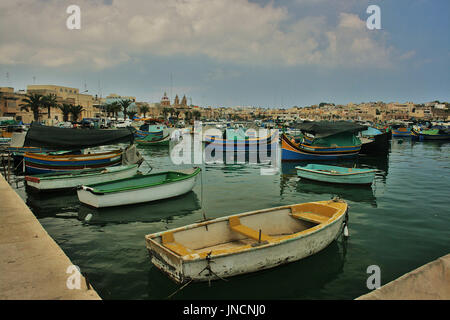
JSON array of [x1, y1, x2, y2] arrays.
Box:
[[360, 131, 390, 154], [77, 171, 199, 208], [25, 165, 139, 191], [392, 128, 411, 137], [204, 132, 278, 152], [281, 134, 360, 161], [145, 200, 347, 284], [136, 134, 171, 146], [296, 167, 376, 185], [411, 129, 450, 141], [24, 150, 122, 174]]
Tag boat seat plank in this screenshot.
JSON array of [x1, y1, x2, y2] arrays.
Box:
[[228, 216, 272, 242], [290, 212, 329, 224], [161, 232, 194, 257]]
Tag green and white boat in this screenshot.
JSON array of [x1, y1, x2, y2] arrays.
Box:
[[25, 164, 140, 192], [77, 167, 201, 208], [136, 134, 171, 146], [296, 164, 376, 185]]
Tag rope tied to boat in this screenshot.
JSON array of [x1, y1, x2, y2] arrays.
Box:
[[198, 251, 228, 287]]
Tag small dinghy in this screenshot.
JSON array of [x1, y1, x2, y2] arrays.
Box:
[[145, 199, 348, 284], [296, 164, 376, 185], [77, 167, 201, 208], [25, 164, 139, 192], [136, 134, 171, 146]]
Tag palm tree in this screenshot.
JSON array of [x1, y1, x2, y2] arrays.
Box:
[[118, 99, 133, 120], [127, 111, 137, 120], [70, 105, 84, 122], [107, 101, 122, 118], [42, 93, 58, 120], [139, 104, 150, 117], [19, 93, 46, 122], [58, 103, 73, 122]]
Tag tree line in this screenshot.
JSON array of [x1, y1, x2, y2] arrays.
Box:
[[19, 92, 205, 123]]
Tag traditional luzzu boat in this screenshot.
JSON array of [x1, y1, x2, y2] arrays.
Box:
[[359, 127, 390, 154], [391, 125, 411, 137], [135, 120, 166, 139], [21, 123, 139, 174], [24, 150, 124, 174], [145, 199, 348, 284], [411, 127, 450, 141], [25, 164, 139, 192], [136, 133, 171, 146], [204, 128, 278, 152], [77, 167, 201, 208], [281, 122, 366, 161], [296, 164, 377, 185]]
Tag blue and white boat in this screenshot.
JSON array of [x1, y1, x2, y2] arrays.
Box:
[[296, 164, 377, 185]]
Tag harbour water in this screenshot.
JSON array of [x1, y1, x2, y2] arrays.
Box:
[[13, 138, 450, 299]]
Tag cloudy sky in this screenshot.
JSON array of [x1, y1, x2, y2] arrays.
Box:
[[0, 0, 448, 107]]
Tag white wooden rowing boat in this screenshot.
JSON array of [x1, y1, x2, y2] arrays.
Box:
[[296, 164, 377, 185], [77, 167, 201, 208], [145, 199, 348, 284], [25, 165, 139, 191]]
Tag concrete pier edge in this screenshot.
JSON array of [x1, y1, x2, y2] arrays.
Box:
[[357, 253, 450, 300], [0, 173, 101, 300]]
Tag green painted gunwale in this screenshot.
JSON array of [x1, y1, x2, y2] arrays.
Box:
[[85, 167, 201, 194]]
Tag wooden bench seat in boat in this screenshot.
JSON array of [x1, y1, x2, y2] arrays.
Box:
[[161, 232, 194, 257], [290, 212, 329, 224], [228, 216, 273, 242]]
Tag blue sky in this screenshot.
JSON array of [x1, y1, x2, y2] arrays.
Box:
[[0, 0, 448, 107]]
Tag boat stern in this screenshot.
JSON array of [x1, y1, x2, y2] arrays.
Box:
[[145, 233, 186, 284]]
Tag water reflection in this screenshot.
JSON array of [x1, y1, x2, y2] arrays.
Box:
[[280, 160, 380, 207], [78, 191, 201, 225], [296, 179, 377, 207], [411, 139, 450, 151], [147, 240, 346, 300], [26, 189, 80, 218]]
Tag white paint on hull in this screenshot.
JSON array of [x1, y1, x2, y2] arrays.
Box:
[[26, 165, 139, 191], [77, 174, 198, 208], [146, 200, 348, 283]]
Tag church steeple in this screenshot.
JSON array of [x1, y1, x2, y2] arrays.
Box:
[[181, 95, 187, 107]]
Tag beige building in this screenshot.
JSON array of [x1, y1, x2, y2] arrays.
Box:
[[26, 85, 97, 123]]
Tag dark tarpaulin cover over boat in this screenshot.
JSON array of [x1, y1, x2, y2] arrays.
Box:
[[294, 121, 367, 139], [23, 123, 135, 150]]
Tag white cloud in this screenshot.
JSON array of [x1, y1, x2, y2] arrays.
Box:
[[0, 0, 397, 69]]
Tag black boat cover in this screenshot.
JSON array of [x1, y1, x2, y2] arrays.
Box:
[[23, 123, 135, 150], [294, 121, 367, 138]]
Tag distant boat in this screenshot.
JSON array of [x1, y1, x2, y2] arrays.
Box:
[[24, 150, 123, 174], [135, 121, 166, 139], [77, 167, 201, 208], [360, 127, 390, 154], [136, 134, 171, 146], [281, 134, 361, 161], [204, 128, 278, 152], [391, 126, 411, 137], [411, 127, 450, 141], [25, 164, 139, 192], [145, 199, 348, 284], [281, 122, 366, 161], [296, 164, 376, 185]]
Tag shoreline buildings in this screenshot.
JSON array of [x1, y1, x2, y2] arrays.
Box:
[[1, 84, 449, 124]]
